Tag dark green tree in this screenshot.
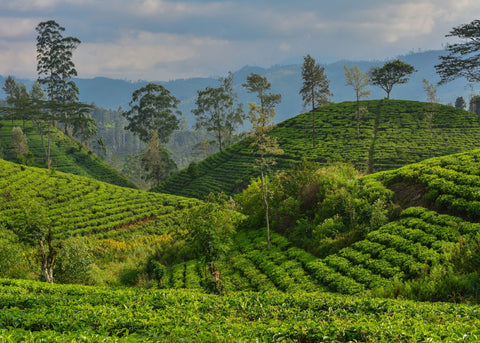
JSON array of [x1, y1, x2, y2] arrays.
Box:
[[455, 96, 467, 110], [369, 60, 416, 99], [299, 54, 332, 148], [141, 130, 177, 187], [435, 20, 480, 85], [36, 20, 82, 134], [193, 72, 243, 152], [123, 83, 181, 143]]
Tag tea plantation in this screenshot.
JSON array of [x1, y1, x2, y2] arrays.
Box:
[[4, 146, 480, 340], [1, 278, 480, 342], [156, 99, 480, 199], [0, 120, 136, 188]]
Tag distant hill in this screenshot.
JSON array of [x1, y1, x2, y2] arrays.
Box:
[[155, 99, 480, 199], [0, 120, 137, 188], [0, 50, 472, 128]]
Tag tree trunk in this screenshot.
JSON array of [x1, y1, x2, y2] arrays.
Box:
[[311, 91, 316, 148], [38, 238, 56, 283], [356, 96, 360, 141], [260, 168, 270, 248]]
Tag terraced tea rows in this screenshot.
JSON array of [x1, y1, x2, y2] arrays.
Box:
[[0, 159, 199, 241], [380, 148, 480, 221], [156, 100, 480, 199], [0, 120, 136, 188], [2, 278, 480, 342]]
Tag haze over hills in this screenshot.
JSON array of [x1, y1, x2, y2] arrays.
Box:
[[0, 50, 472, 127]]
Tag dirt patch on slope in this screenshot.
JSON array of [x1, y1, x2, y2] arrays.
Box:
[[389, 182, 430, 209]]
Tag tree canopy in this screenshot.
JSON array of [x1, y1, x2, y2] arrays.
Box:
[[193, 72, 243, 152], [435, 20, 480, 85], [369, 60, 415, 99], [123, 83, 181, 143]]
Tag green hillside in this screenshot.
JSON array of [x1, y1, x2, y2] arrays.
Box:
[[156, 99, 480, 199], [4, 147, 480, 339], [0, 120, 136, 188]]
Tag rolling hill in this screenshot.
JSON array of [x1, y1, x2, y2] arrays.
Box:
[[0, 120, 137, 188], [3, 147, 480, 340], [156, 99, 480, 199]]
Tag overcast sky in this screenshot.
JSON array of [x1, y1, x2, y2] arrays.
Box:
[[1, 0, 479, 81]]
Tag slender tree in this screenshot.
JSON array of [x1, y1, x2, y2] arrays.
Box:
[[247, 102, 283, 247], [193, 72, 244, 152], [123, 83, 181, 144], [369, 60, 415, 99], [300, 54, 332, 148], [242, 72, 281, 114], [344, 65, 371, 140], [435, 19, 480, 85], [36, 20, 81, 134]]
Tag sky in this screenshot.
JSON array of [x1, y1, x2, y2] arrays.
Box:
[[1, 0, 479, 81]]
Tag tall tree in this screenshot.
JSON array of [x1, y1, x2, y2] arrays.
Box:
[[344, 65, 371, 140], [242, 72, 281, 114], [193, 72, 243, 152], [369, 60, 415, 99], [123, 83, 181, 144], [299, 54, 332, 148], [36, 20, 81, 134], [435, 20, 480, 85], [247, 102, 283, 247]]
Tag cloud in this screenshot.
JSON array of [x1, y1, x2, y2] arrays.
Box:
[[0, 17, 38, 40], [3, 0, 480, 81]]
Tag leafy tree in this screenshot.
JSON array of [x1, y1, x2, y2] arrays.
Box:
[[455, 96, 467, 110], [123, 83, 181, 143], [247, 102, 283, 247], [242, 72, 281, 114], [36, 20, 82, 134], [141, 130, 177, 187], [369, 60, 416, 99], [3, 192, 57, 283], [344, 65, 371, 140], [435, 19, 480, 84], [182, 199, 239, 293], [193, 72, 244, 151], [300, 54, 332, 148], [72, 114, 98, 147]]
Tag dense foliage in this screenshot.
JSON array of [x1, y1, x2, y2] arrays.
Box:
[[156, 100, 480, 199]]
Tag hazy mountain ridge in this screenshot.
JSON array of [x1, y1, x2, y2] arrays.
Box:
[[0, 50, 472, 127]]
